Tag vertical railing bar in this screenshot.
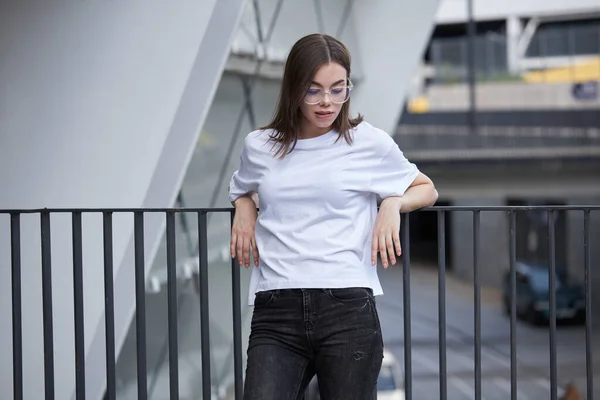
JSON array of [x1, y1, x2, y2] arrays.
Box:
[[41, 211, 55, 400], [134, 211, 148, 399], [72, 212, 86, 399], [11, 213, 23, 400], [230, 211, 243, 399], [166, 212, 179, 400], [402, 213, 412, 400], [437, 211, 447, 400], [473, 211, 481, 400], [584, 210, 593, 400], [548, 210, 557, 400], [198, 211, 212, 399], [103, 212, 116, 400], [509, 211, 517, 400]]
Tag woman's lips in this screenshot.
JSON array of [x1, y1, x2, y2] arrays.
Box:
[[315, 111, 334, 119]]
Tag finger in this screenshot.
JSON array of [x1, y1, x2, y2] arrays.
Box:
[[386, 234, 396, 265], [236, 234, 244, 266], [251, 238, 260, 266], [393, 230, 402, 257], [379, 235, 389, 268], [230, 232, 237, 259], [371, 235, 379, 266], [242, 236, 251, 268]]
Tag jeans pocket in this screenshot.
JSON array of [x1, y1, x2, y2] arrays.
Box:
[[325, 287, 373, 303], [254, 290, 277, 307]]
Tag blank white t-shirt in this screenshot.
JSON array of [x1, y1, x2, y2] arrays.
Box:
[[229, 121, 420, 305]]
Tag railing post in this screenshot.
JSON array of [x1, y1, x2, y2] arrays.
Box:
[[198, 211, 212, 399], [166, 211, 179, 399], [548, 210, 558, 400], [40, 211, 55, 400], [401, 213, 412, 400], [437, 210, 447, 400], [72, 212, 86, 399], [509, 211, 517, 400], [134, 211, 148, 399], [473, 211, 481, 400], [103, 212, 116, 400], [11, 213, 23, 400], [231, 210, 243, 399], [584, 210, 593, 400]]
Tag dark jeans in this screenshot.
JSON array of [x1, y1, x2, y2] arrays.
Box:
[[243, 287, 384, 400]]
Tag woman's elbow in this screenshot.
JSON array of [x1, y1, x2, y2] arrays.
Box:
[[428, 185, 439, 207]]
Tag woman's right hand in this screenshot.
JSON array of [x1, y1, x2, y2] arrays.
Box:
[[230, 195, 259, 268]]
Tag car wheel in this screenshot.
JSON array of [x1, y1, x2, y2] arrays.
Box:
[[305, 376, 320, 400], [573, 311, 586, 325], [527, 306, 544, 326]]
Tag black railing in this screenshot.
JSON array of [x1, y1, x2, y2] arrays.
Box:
[[1, 205, 597, 400]]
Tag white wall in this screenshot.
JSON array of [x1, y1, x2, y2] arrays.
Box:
[[0, 0, 245, 399], [436, 0, 600, 23]]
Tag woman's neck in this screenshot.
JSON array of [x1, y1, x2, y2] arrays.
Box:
[[298, 119, 332, 140]]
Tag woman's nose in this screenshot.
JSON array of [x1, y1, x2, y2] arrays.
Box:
[[320, 92, 332, 105]]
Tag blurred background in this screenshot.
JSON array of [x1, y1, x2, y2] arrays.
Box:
[[0, 0, 599, 399]]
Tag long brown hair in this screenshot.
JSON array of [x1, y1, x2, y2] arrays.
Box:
[[262, 33, 363, 158]]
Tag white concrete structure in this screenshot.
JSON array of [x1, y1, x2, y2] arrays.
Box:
[[228, 0, 439, 134], [0, 0, 440, 399], [0, 1, 245, 399]]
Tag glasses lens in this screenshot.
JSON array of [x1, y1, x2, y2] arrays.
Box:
[[305, 88, 323, 104], [304, 86, 351, 104], [330, 86, 350, 103]]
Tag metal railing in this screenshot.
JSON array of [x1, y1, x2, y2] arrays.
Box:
[[2, 205, 597, 400]]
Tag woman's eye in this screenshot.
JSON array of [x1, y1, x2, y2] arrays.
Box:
[[331, 87, 344, 95], [307, 89, 321, 95]]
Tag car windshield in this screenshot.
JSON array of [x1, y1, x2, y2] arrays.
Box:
[[377, 365, 397, 391], [528, 270, 563, 292]]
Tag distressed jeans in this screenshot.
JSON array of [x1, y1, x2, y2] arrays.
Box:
[[243, 287, 384, 400]]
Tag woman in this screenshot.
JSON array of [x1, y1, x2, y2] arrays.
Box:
[[229, 33, 438, 399]]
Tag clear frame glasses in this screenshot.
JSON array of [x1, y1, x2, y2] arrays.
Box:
[[303, 79, 354, 105]]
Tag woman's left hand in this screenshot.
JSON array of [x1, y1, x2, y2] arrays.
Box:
[[371, 198, 402, 268]]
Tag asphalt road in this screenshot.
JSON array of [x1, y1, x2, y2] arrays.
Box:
[[376, 263, 599, 400]]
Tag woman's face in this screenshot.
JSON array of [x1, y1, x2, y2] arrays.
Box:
[[299, 62, 347, 135]]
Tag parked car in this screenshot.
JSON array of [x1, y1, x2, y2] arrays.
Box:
[[305, 350, 404, 399], [376, 350, 405, 400], [502, 261, 585, 325]]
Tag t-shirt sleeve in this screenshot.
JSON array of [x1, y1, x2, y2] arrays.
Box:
[[368, 141, 420, 199], [228, 138, 259, 204]]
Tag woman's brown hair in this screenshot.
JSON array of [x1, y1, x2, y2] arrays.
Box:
[[261, 33, 363, 158]]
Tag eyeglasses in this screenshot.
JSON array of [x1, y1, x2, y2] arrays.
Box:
[[303, 79, 354, 105]]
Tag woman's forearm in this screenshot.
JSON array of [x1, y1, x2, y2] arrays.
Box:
[[382, 182, 438, 213]]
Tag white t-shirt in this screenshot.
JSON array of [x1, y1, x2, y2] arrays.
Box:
[[228, 121, 420, 305]]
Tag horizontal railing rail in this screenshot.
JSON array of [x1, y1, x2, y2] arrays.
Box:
[[1, 205, 597, 400]]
